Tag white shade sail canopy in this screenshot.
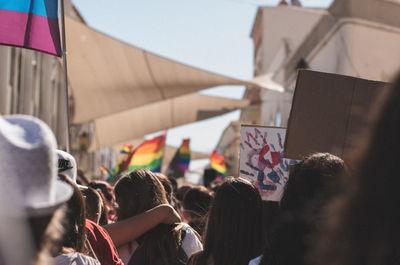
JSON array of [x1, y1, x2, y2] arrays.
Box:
[[89, 93, 249, 151], [66, 17, 262, 124]]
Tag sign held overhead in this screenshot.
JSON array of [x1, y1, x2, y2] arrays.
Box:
[[284, 70, 387, 161]]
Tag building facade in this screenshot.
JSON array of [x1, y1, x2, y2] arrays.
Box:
[[215, 2, 324, 174], [216, 0, 400, 175], [252, 0, 400, 127]]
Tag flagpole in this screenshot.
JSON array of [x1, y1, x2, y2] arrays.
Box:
[[60, 0, 72, 153]]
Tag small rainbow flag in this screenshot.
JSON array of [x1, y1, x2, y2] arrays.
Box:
[[166, 139, 190, 179], [177, 139, 191, 171], [101, 165, 114, 183], [112, 158, 125, 176], [0, 0, 62, 56], [124, 131, 166, 173], [120, 144, 133, 154], [210, 151, 227, 178]]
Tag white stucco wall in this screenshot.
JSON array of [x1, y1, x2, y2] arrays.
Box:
[[259, 7, 328, 75], [260, 90, 293, 127], [261, 18, 400, 128], [306, 19, 400, 82], [255, 7, 328, 128]]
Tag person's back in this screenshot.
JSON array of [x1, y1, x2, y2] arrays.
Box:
[[254, 153, 345, 265], [188, 177, 264, 265]]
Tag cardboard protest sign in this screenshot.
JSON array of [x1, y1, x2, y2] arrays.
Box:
[[239, 125, 297, 201], [284, 70, 387, 161]]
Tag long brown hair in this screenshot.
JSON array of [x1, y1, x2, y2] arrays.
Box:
[[82, 187, 103, 224], [114, 169, 182, 265], [189, 177, 264, 265], [58, 173, 87, 254], [313, 75, 400, 265], [154, 173, 174, 204]]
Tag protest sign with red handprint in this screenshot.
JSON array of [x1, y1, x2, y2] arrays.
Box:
[[239, 125, 297, 201]]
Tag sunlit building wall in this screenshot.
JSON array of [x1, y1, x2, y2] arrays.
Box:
[[251, 0, 400, 127]]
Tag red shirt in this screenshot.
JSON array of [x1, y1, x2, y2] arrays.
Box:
[[85, 219, 124, 265]]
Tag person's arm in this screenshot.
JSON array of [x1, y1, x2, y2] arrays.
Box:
[[104, 204, 181, 247]]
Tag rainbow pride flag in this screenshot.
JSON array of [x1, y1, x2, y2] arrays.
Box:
[[124, 132, 166, 173], [101, 165, 114, 183], [167, 139, 191, 178], [177, 139, 191, 171], [210, 151, 227, 178], [0, 0, 62, 56], [120, 144, 133, 154]]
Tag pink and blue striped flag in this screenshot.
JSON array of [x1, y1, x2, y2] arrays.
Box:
[[0, 0, 62, 56]]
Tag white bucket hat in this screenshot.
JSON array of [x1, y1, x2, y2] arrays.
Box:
[[56, 149, 87, 189], [0, 115, 73, 216]]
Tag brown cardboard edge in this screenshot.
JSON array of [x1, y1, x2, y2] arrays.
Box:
[[240, 123, 286, 130], [283, 70, 304, 159]]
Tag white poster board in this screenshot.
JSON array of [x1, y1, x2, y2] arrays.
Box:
[[239, 125, 297, 201]]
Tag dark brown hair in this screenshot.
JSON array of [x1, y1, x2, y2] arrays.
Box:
[[88, 180, 114, 204], [58, 173, 87, 254], [183, 186, 214, 235], [97, 190, 110, 226], [88, 180, 114, 222], [260, 153, 345, 265], [154, 173, 174, 204], [189, 177, 264, 265], [183, 186, 213, 217], [260, 201, 280, 249], [314, 75, 400, 265], [82, 187, 103, 224], [114, 169, 183, 265]]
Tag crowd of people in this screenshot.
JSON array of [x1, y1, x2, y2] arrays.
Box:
[[0, 73, 399, 265]]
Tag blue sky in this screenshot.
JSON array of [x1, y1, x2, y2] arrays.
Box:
[[72, 0, 333, 174]]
